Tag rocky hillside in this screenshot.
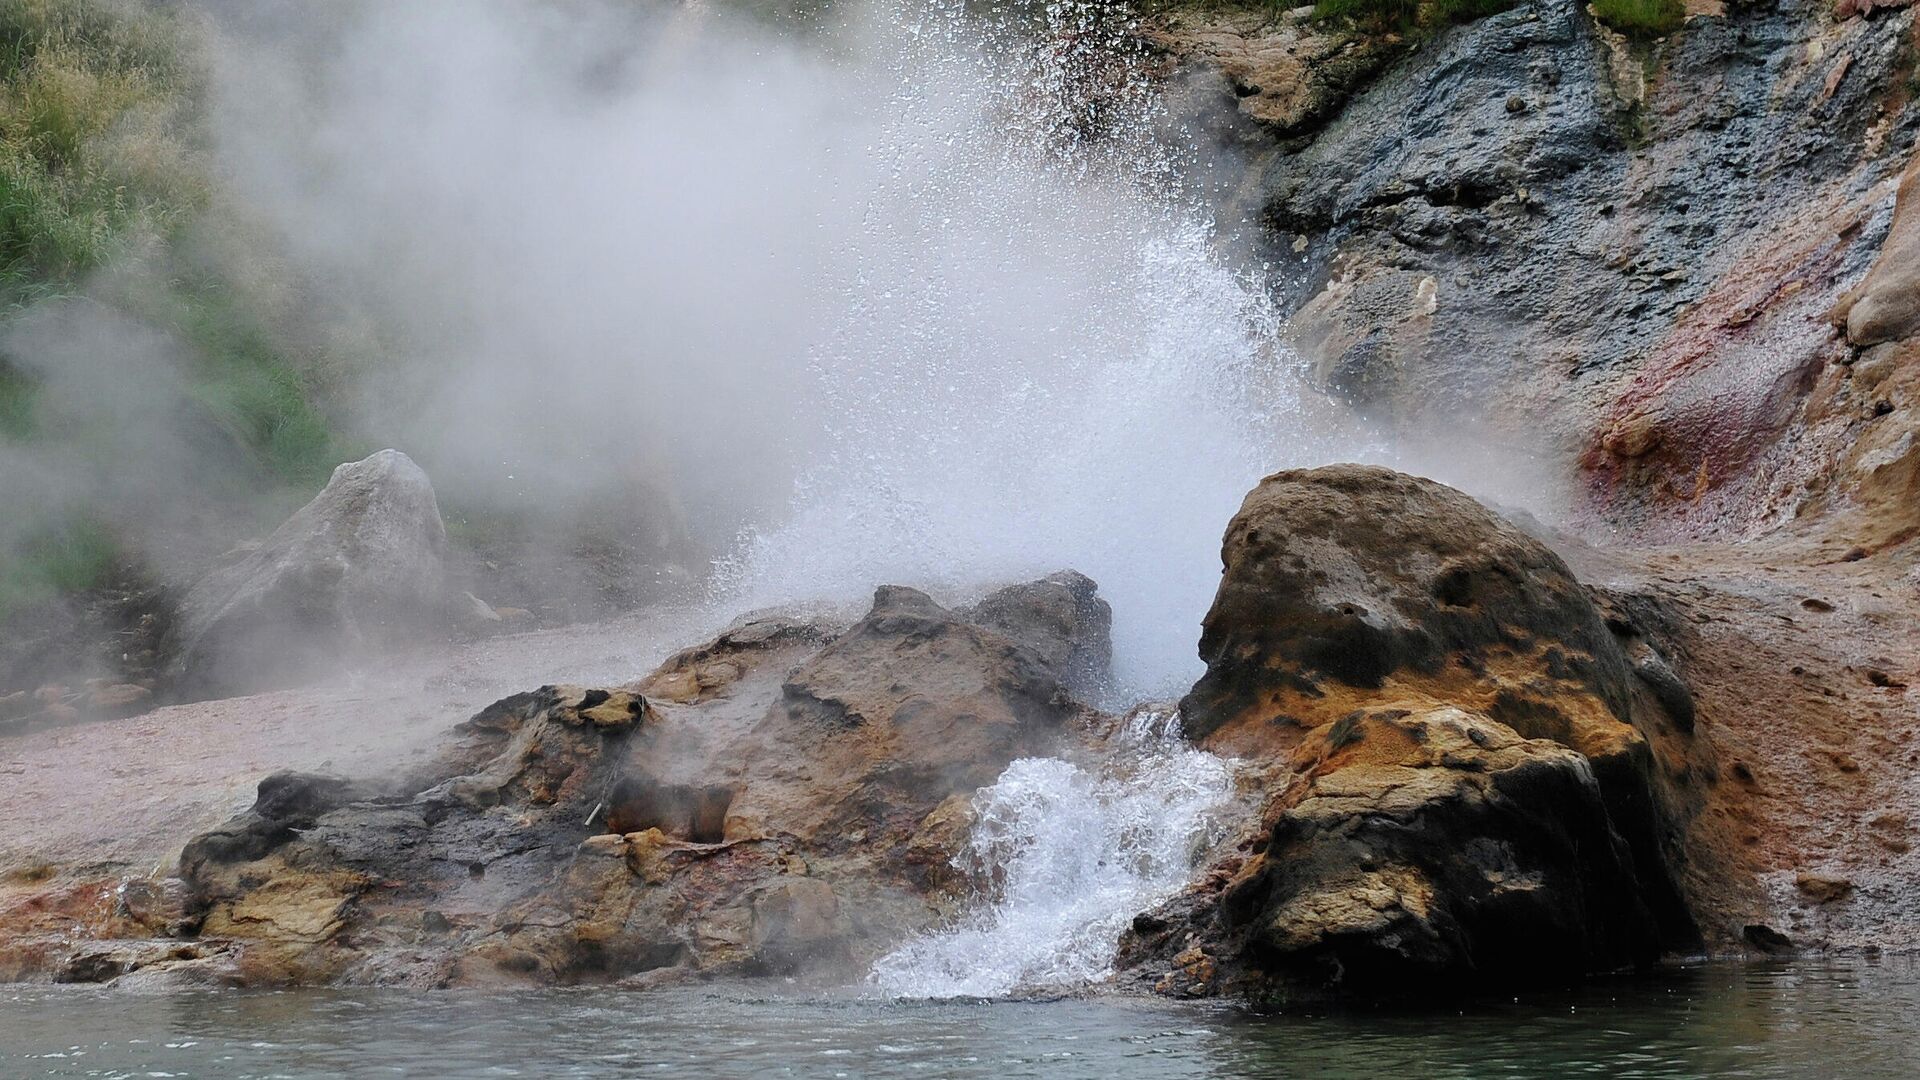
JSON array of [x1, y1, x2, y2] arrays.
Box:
[[1152, 0, 1918, 544], [1142, 0, 1920, 962]]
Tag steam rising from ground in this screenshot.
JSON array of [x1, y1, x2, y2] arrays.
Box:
[[204, 0, 1340, 694]]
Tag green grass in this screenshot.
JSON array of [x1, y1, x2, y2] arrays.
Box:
[[1429, 0, 1522, 20], [1310, 0, 1420, 27], [0, 1, 356, 633], [1, 0, 348, 490], [0, 359, 35, 437], [1590, 0, 1684, 36], [0, 0, 202, 299], [159, 274, 354, 489], [0, 514, 121, 621], [1308, 0, 1518, 31]]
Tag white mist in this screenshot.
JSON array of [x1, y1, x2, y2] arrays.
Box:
[[714, 0, 1320, 698]]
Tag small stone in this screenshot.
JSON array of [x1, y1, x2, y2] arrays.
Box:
[[458, 592, 502, 626], [1794, 873, 1853, 904], [84, 683, 153, 719], [1505, 95, 1528, 114]]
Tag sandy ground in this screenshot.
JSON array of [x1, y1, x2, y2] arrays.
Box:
[[1563, 538, 1920, 950], [0, 604, 719, 877]]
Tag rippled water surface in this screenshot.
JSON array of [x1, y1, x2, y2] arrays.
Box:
[[5, 960, 1920, 1078]]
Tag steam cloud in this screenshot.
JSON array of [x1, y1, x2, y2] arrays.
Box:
[[191, 0, 1354, 696], [9, 0, 1457, 696]]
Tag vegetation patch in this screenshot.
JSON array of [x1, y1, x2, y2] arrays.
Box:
[[0, 0, 358, 647], [1308, 0, 1519, 32], [0, 0, 203, 303], [158, 273, 356, 490], [0, 514, 121, 621], [1589, 0, 1685, 36]]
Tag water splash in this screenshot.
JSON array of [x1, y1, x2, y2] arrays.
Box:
[[716, 1, 1336, 699], [869, 711, 1236, 998]]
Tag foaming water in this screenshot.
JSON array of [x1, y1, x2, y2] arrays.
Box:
[[717, 1, 1334, 699], [869, 710, 1237, 998]]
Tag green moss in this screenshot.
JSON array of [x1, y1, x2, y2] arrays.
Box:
[[1590, 0, 1684, 36]]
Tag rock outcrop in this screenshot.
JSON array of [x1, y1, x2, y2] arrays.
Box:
[[1212, 705, 1658, 990], [1119, 465, 1699, 1001], [1141, 8, 1400, 138], [1836, 153, 1920, 348], [1151, 0, 1919, 542], [1140, 0, 1920, 970], [164, 449, 455, 698], [52, 574, 1110, 987], [959, 569, 1113, 701]]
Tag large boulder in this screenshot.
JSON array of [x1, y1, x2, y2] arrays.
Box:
[[1179, 465, 1641, 765], [959, 569, 1113, 701], [1122, 465, 1698, 1001], [135, 573, 1110, 988], [165, 450, 454, 698]]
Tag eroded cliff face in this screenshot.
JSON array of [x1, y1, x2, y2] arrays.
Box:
[[1153, 0, 1919, 544], [1147, 0, 1920, 965]]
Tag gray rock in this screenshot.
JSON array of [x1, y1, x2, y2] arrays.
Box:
[[165, 450, 453, 698], [154, 575, 1107, 989], [1159, 0, 1919, 533], [962, 570, 1114, 702]]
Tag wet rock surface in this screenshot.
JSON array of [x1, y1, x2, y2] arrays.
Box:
[[1140, 7, 1401, 139], [1218, 705, 1657, 991], [1120, 465, 1699, 1001], [30, 575, 1109, 988]]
